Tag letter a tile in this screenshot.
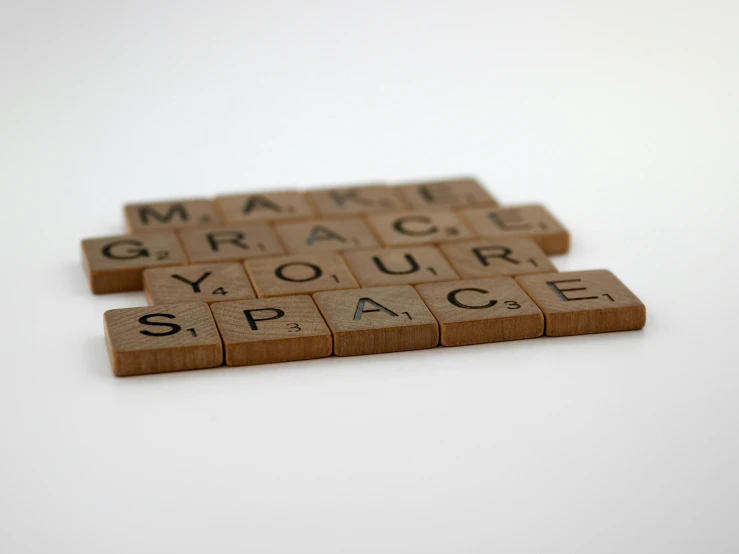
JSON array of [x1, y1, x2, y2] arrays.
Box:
[[211, 296, 332, 366], [274, 217, 381, 254], [313, 286, 439, 356], [216, 191, 315, 224], [104, 303, 223, 376], [516, 270, 646, 336]]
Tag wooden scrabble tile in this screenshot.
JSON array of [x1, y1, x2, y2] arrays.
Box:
[[245, 252, 359, 298], [415, 277, 544, 346], [396, 177, 498, 209], [82, 233, 188, 294], [210, 296, 332, 366], [215, 191, 315, 224], [124, 198, 223, 232], [144, 263, 256, 305], [179, 224, 285, 264], [313, 286, 439, 356], [274, 217, 381, 254], [307, 184, 407, 216], [439, 238, 557, 279], [104, 303, 223, 376], [365, 208, 476, 247], [516, 270, 647, 336], [342, 246, 458, 287], [459, 204, 570, 254]]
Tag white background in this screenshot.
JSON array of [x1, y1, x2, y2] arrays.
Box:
[[2, 1, 738, 552]]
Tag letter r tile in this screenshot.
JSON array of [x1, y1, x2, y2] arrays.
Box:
[[439, 238, 557, 278]]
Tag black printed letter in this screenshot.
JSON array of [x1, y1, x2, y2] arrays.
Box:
[[139, 313, 181, 336]]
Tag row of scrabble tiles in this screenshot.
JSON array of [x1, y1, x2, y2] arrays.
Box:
[[122, 179, 499, 232], [82, 206, 569, 294], [105, 271, 647, 376], [141, 241, 557, 304]]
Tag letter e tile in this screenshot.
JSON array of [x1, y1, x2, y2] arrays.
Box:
[[516, 270, 646, 336]]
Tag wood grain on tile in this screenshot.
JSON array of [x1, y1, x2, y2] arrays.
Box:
[[211, 296, 332, 366], [395, 177, 497, 209], [82, 233, 188, 294], [516, 270, 646, 336], [215, 191, 315, 224], [459, 204, 570, 254], [439, 238, 557, 279], [274, 217, 381, 254], [144, 263, 256, 305], [416, 277, 544, 346], [366, 208, 476, 247], [179, 224, 285, 264], [124, 198, 222, 232], [342, 245, 458, 287], [104, 303, 223, 376], [313, 286, 439, 356], [245, 252, 359, 298], [307, 184, 406, 216]]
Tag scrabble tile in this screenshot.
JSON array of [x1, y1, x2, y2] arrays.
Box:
[[104, 303, 223, 376], [210, 296, 332, 366], [124, 198, 223, 232], [307, 184, 407, 216], [82, 233, 188, 294], [366, 209, 476, 247], [144, 263, 256, 305], [179, 224, 285, 264], [459, 204, 570, 254], [313, 286, 439, 356], [274, 217, 381, 254], [416, 277, 544, 346], [516, 270, 647, 336], [396, 177, 498, 209], [439, 238, 557, 279], [342, 246, 458, 287], [215, 191, 315, 224], [245, 252, 359, 298]]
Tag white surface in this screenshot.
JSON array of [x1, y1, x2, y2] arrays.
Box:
[[2, 1, 738, 552]]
